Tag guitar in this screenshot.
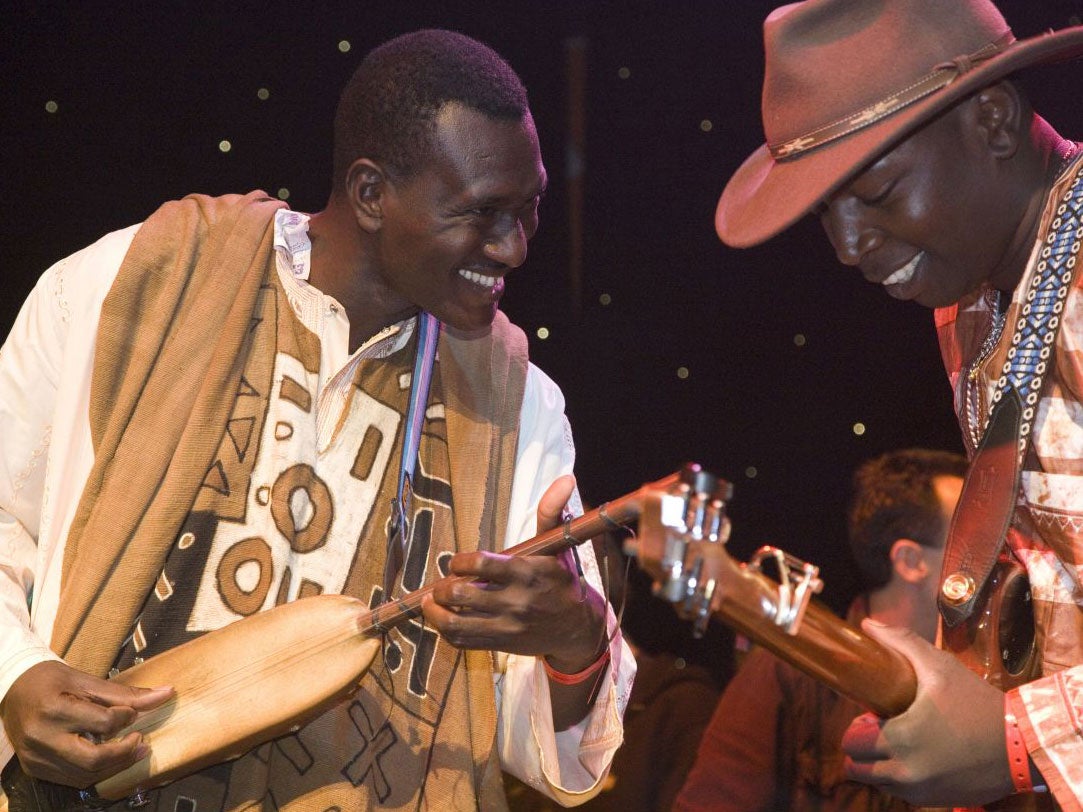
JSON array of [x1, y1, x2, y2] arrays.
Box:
[[633, 465, 1048, 811], [2, 471, 684, 810]]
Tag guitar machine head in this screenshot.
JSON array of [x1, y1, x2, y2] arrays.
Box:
[[636, 463, 733, 636]]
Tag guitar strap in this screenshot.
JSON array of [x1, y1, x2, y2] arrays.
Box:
[[382, 311, 441, 602], [939, 156, 1083, 628]]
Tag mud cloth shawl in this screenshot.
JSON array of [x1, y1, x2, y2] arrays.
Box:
[[49, 192, 528, 804]]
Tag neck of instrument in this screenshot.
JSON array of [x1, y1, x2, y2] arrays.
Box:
[[359, 473, 678, 636]]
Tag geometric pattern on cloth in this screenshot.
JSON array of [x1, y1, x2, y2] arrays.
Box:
[[1029, 508, 1083, 536], [993, 160, 1083, 457], [109, 293, 491, 811]]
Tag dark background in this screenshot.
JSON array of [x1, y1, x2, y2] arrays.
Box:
[[5, 1, 1083, 621]]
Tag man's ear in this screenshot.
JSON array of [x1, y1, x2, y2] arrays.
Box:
[[344, 159, 389, 232], [889, 539, 931, 584], [971, 80, 1026, 160]]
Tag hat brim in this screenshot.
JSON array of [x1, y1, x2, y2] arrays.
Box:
[[716, 27, 1083, 248]]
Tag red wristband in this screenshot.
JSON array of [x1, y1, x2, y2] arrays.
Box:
[[543, 647, 611, 686], [1005, 695, 1032, 794]]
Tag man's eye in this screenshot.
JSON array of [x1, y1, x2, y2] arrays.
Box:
[[861, 182, 895, 206]]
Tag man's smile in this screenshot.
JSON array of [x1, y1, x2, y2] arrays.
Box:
[[882, 252, 924, 287], [458, 268, 504, 290]]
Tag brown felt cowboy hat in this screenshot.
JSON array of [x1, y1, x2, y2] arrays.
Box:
[[716, 0, 1083, 248]]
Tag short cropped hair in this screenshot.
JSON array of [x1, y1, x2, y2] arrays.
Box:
[[331, 29, 529, 189], [847, 448, 968, 590]]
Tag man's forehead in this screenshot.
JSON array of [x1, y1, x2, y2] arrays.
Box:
[[427, 105, 543, 190], [835, 104, 965, 193], [432, 101, 533, 138]]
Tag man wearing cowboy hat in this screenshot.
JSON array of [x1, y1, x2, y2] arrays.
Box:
[[714, 1, 1083, 810]]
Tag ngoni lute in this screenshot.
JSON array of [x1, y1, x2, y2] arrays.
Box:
[[4, 471, 680, 809]]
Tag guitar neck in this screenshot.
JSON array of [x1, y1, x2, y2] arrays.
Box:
[[360, 472, 680, 636], [714, 574, 916, 717], [633, 474, 918, 718]]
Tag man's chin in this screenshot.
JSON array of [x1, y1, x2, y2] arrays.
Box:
[[914, 288, 968, 310], [440, 307, 499, 337]]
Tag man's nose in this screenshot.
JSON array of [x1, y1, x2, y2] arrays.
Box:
[[483, 219, 529, 269], [821, 197, 883, 268]]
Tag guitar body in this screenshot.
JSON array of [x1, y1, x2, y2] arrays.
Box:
[[941, 556, 1041, 692], [940, 556, 1055, 812]]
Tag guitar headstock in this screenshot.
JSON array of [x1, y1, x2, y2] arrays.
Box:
[[632, 463, 826, 639], [629, 465, 916, 719], [631, 463, 733, 634]]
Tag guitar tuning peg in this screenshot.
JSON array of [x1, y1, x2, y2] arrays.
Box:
[[679, 462, 734, 502], [650, 465, 734, 607]]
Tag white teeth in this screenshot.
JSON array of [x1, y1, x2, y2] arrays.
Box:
[[458, 269, 499, 288], [883, 253, 923, 286]]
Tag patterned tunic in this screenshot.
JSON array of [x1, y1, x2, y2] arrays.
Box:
[[936, 151, 1083, 811]]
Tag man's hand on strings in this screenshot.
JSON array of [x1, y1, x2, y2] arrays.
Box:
[[0, 660, 173, 788], [841, 618, 1016, 807], [423, 474, 605, 663], [422, 474, 610, 728]]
